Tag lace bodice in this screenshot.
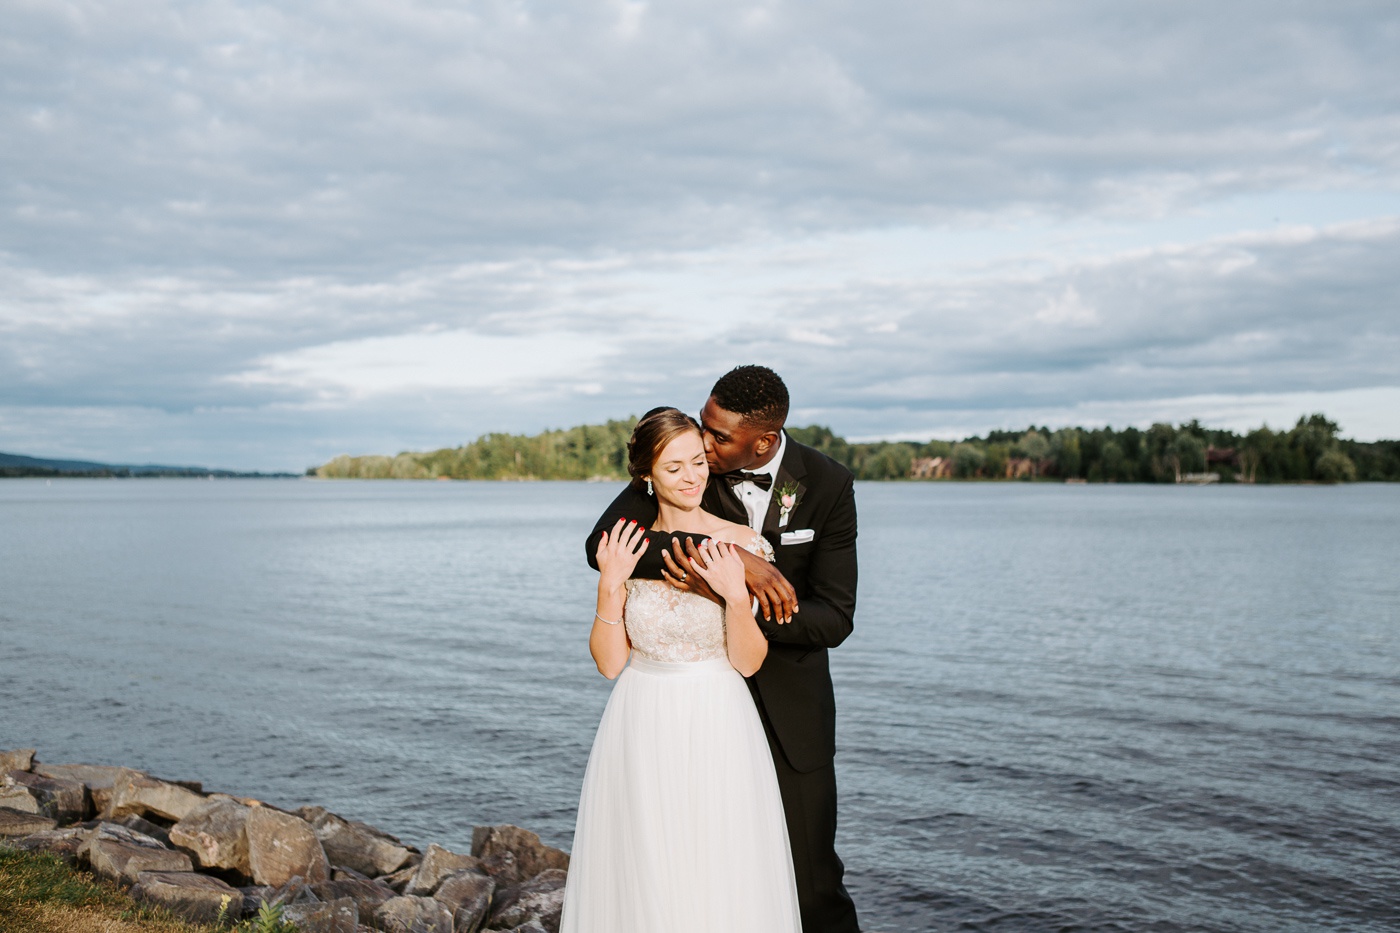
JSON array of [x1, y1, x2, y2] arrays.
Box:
[[624, 532, 774, 663]]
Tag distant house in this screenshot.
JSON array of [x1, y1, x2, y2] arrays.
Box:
[[1206, 446, 1240, 469], [910, 456, 953, 479], [1181, 446, 1239, 484], [1004, 457, 1035, 479]]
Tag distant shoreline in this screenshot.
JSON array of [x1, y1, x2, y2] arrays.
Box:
[[0, 470, 300, 479], [8, 473, 1397, 487], [311, 414, 1400, 484], [7, 410, 1397, 483], [0, 451, 298, 480]]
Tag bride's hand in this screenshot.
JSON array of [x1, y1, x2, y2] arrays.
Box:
[[596, 518, 650, 595], [684, 539, 748, 606]]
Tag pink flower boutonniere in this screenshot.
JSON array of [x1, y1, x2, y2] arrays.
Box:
[[775, 481, 801, 528]]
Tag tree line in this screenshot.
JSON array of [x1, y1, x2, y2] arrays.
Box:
[[316, 419, 639, 481], [314, 413, 1399, 483], [788, 414, 1397, 482]]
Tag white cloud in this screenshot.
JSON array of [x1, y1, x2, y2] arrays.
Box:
[[6, 0, 1399, 273], [1, 0, 1398, 468], [786, 327, 843, 347], [231, 329, 613, 399], [1034, 285, 1098, 327], [2, 212, 1397, 469]]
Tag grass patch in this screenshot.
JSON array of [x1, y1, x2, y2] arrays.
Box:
[[0, 845, 303, 933], [0, 845, 214, 933], [0, 845, 127, 912]]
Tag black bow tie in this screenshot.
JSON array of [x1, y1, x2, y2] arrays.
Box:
[[724, 471, 773, 491]]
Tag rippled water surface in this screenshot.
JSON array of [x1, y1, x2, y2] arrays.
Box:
[[2, 479, 1398, 932]]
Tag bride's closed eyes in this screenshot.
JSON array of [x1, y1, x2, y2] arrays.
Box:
[[665, 456, 706, 473]]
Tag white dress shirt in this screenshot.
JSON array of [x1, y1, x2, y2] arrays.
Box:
[[730, 431, 786, 532]]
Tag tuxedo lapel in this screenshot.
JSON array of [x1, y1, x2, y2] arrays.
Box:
[[704, 476, 748, 524], [761, 439, 809, 538]]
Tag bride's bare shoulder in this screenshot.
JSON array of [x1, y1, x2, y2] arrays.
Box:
[[709, 520, 770, 556], [707, 518, 753, 542]]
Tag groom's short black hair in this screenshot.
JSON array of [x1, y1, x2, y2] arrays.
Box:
[[710, 365, 789, 431]]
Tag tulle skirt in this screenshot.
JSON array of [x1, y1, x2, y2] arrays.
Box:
[[560, 655, 802, 933]]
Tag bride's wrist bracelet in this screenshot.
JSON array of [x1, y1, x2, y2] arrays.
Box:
[[594, 612, 622, 626]]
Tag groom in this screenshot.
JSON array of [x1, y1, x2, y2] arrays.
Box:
[[585, 365, 860, 933]]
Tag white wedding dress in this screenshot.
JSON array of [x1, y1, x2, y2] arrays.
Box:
[[560, 534, 802, 933]]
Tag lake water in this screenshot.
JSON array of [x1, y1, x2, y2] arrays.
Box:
[[1, 479, 1397, 932]]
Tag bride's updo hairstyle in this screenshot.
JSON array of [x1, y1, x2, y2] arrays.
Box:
[[627, 406, 703, 492]]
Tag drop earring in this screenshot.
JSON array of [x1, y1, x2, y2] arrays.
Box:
[[646, 478, 653, 496]]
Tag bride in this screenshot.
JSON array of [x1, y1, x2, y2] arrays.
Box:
[[559, 407, 802, 933]]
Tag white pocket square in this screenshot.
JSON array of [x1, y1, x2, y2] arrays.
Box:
[[780, 529, 815, 545]]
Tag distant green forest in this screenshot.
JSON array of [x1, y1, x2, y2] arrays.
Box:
[[0, 451, 292, 479], [314, 413, 1399, 484]]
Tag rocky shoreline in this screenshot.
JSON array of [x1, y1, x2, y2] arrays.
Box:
[[0, 748, 567, 933]]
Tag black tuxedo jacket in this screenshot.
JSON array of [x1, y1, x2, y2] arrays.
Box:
[[585, 437, 858, 773]]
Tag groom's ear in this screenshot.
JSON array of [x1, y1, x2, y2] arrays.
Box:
[[754, 431, 780, 457]]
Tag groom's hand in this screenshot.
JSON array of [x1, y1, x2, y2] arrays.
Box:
[[733, 547, 798, 625], [662, 537, 722, 605]]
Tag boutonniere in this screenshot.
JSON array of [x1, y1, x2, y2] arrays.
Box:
[[775, 481, 801, 528]]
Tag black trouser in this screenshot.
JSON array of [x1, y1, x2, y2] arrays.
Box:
[[757, 703, 861, 933]]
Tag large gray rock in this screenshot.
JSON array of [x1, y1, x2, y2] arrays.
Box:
[[311, 877, 397, 919], [477, 849, 521, 886], [375, 894, 456, 933], [377, 858, 423, 893], [246, 806, 330, 887], [0, 782, 44, 816], [113, 813, 172, 846], [82, 820, 168, 850], [169, 796, 252, 873], [267, 873, 320, 907], [0, 807, 57, 837], [81, 823, 192, 886], [240, 885, 276, 918], [0, 750, 35, 773], [131, 870, 242, 924], [234, 874, 319, 917], [33, 764, 128, 815], [405, 844, 484, 897], [485, 869, 566, 933], [10, 826, 89, 863], [300, 806, 417, 877], [283, 896, 359, 933], [1, 770, 89, 824], [433, 870, 494, 933], [105, 768, 205, 822], [495, 922, 548, 933], [471, 826, 568, 882]]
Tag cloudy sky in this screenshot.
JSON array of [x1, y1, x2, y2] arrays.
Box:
[[3, 0, 1398, 470]]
